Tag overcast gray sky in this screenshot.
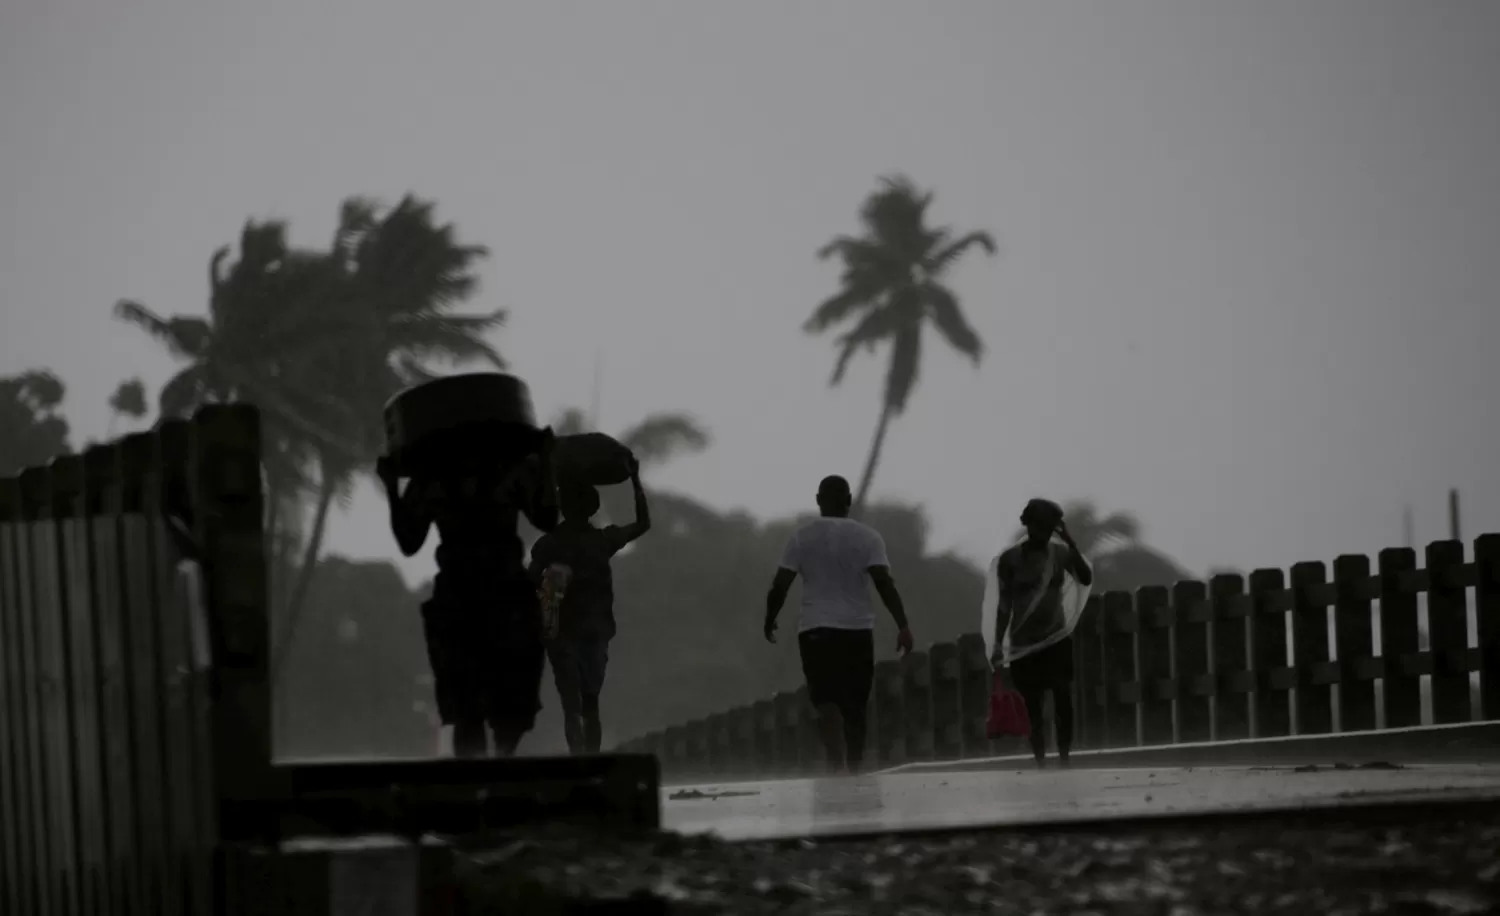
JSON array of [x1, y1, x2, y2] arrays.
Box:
[[3, 0, 1497, 588]]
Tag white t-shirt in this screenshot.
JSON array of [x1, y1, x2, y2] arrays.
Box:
[[778, 517, 890, 632]]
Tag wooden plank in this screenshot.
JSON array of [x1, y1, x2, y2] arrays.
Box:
[[1378, 548, 1423, 729], [1210, 574, 1250, 740], [1476, 534, 1500, 721], [1248, 569, 1291, 738], [57, 453, 112, 915], [1134, 586, 1173, 746], [1426, 540, 1473, 724], [1171, 581, 1210, 743], [118, 433, 173, 916], [1290, 561, 1334, 735], [0, 479, 32, 915], [1333, 554, 1377, 732]]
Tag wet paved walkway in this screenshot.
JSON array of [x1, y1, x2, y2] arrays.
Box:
[[663, 764, 1500, 841]]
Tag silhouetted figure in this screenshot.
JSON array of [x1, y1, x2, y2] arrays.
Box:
[[765, 475, 913, 774], [529, 458, 651, 754], [992, 498, 1093, 768], [377, 437, 559, 758]]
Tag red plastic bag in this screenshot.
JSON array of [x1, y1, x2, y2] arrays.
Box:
[[986, 672, 1032, 739]]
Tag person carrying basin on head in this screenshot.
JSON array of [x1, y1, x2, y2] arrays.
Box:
[[529, 458, 651, 755], [983, 497, 1094, 768], [378, 373, 561, 758], [764, 474, 913, 774]]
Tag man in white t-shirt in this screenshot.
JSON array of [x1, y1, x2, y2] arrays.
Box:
[[764, 475, 914, 773]]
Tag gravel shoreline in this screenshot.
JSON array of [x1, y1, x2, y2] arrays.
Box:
[[454, 802, 1500, 914]]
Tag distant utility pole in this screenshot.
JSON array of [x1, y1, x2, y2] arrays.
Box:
[[1403, 504, 1414, 549], [1449, 488, 1462, 542]]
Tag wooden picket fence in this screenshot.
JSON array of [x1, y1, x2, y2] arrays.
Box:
[[0, 402, 662, 915], [621, 536, 1500, 779], [0, 405, 271, 916]]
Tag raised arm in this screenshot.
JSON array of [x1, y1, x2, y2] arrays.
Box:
[[606, 458, 652, 550], [377, 458, 433, 558], [1057, 522, 1093, 587]]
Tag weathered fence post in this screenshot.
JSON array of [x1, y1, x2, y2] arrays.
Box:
[[1210, 574, 1251, 741], [58, 452, 114, 916], [1476, 534, 1500, 721], [1248, 568, 1292, 738], [872, 660, 904, 767], [929, 642, 962, 760], [1332, 554, 1378, 732], [1378, 547, 1423, 728], [0, 476, 32, 916], [28, 462, 84, 916], [84, 443, 141, 915], [1101, 592, 1138, 747], [955, 634, 989, 758], [1171, 581, 1211, 743], [1134, 586, 1173, 745], [1290, 561, 1334, 735], [1426, 540, 1472, 724], [1076, 597, 1105, 748], [901, 650, 934, 762]]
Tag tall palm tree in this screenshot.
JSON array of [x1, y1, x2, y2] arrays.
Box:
[[805, 175, 996, 514], [113, 194, 502, 687]]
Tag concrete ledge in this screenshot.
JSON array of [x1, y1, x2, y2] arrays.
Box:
[[882, 721, 1500, 774]]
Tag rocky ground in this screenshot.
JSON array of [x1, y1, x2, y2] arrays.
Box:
[[452, 801, 1500, 915]]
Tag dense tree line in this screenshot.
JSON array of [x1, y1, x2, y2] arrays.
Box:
[[1, 178, 1203, 757]]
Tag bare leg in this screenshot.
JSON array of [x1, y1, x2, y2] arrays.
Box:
[[581, 693, 603, 754], [489, 719, 525, 757], [1019, 688, 1047, 766], [815, 702, 848, 773], [1053, 684, 1075, 767], [452, 720, 488, 758]]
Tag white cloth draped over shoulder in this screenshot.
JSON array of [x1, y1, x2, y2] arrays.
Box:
[[980, 535, 1093, 670]]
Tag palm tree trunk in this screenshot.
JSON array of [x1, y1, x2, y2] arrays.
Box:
[[852, 402, 894, 517], [272, 472, 337, 683]]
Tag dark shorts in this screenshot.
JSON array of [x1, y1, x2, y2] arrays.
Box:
[[421, 578, 544, 729], [547, 637, 610, 712], [798, 627, 874, 712], [1009, 635, 1076, 692]]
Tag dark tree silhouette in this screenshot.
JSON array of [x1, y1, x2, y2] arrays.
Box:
[[112, 194, 501, 703], [107, 377, 149, 436], [0, 370, 71, 476], [805, 175, 996, 514]]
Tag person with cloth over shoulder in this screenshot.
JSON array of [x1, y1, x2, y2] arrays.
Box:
[[988, 498, 1094, 768], [764, 475, 914, 774]]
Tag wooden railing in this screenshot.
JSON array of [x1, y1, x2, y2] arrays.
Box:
[[0, 405, 270, 916], [620, 536, 1500, 779]]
